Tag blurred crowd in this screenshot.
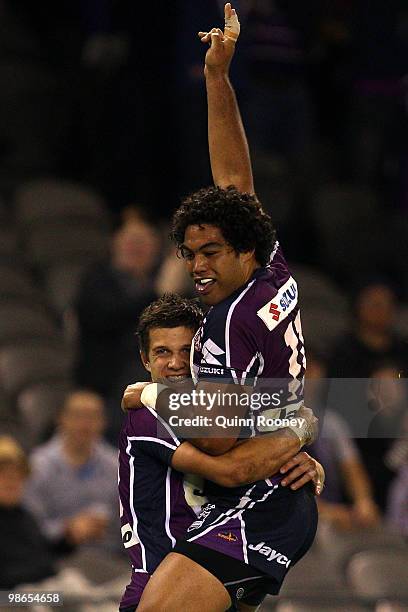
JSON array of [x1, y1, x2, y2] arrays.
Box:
[[0, 0, 407, 609]]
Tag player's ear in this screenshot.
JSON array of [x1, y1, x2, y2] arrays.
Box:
[[240, 249, 255, 264], [140, 351, 151, 372]]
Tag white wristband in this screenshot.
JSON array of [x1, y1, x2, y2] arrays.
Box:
[[140, 383, 167, 410], [289, 414, 316, 446]]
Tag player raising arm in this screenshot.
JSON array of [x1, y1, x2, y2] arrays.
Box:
[[200, 3, 254, 194], [125, 6, 320, 611]]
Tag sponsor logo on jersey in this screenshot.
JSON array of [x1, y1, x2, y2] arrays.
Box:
[[257, 276, 298, 332], [248, 541, 292, 568], [199, 366, 225, 375], [187, 503, 215, 532], [201, 338, 225, 366], [269, 302, 280, 321], [217, 532, 238, 542]]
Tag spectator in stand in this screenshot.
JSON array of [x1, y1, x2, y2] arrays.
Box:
[[75, 218, 160, 440], [0, 436, 60, 588], [23, 390, 121, 555], [306, 354, 381, 531], [328, 281, 408, 378], [328, 282, 408, 510], [365, 365, 408, 511], [368, 365, 407, 439]]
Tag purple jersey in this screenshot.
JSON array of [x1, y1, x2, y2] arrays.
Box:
[[118, 408, 197, 609], [191, 243, 306, 505], [192, 242, 305, 407]]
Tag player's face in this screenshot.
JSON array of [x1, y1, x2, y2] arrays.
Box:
[[181, 224, 253, 305], [143, 326, 193, 384]]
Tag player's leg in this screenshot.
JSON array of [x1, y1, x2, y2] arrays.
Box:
[[136, 552, 231, 612]]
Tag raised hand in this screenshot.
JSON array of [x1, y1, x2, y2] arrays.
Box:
[[198, 3, 240, 74]]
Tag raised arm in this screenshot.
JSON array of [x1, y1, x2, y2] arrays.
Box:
[[200, 3, 254, 194]]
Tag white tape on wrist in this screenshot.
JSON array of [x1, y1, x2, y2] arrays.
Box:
[[289, 420, 313, 447], [224, 10, 240, 41], [140, 383, 167, 410]]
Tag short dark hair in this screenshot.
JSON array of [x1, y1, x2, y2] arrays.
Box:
[[137, 293, 203, 354], [170, 186, 276, 267]]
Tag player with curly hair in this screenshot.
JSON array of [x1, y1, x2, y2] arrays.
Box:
[[125, 5, 318, 611]]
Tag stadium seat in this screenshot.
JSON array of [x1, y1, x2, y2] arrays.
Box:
[[15, 179, 109, 229], [347, 549, 408, 600], [44, 262, 87, 315], [279, 544, 347, 599], [0, 343, 72, 395], [0, 302, 61, 345], [24, 223, 109, 269], [17, 381, 71, 446], [317, 525, 407, 573]]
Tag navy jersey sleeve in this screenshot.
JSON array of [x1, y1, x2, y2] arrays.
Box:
[[125, 409, 180, 466], [136, 437, 178, 466]]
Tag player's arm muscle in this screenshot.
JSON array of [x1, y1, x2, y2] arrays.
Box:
[[203, 4, 254, 194], [155, 380, 248, 455], [206, 71, 253, 194], [172, 430, 301, 487]]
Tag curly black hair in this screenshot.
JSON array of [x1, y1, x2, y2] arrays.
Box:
[[170, 186, 276, 267], [137, 293, 203, 354]]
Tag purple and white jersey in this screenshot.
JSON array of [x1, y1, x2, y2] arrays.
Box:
[[118, 408, 198, 609], [191, 242, 306, 505], [192, 242, 305, 400]]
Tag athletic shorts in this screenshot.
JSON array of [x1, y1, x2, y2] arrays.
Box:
[[173, 539, 270, 609], [119, 549, 267, 611], [178, 486, 318, 602]]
